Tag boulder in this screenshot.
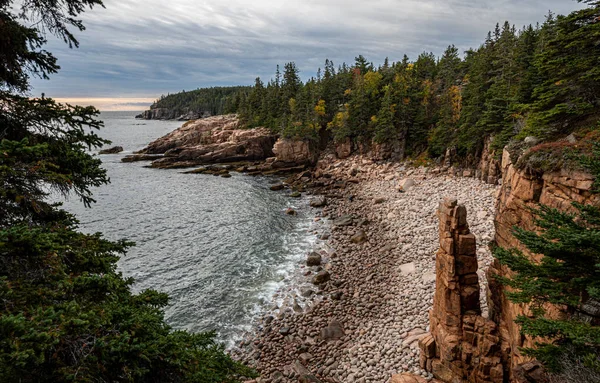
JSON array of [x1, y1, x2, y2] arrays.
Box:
[[399, 262, 416, 275], [312, 270, 330, 285], [270, 183, 285, 191], [298, 352, 313, 365], [292, 360, 322, 383], [335, 138, 352, 159], [524, 136, 540, 146], [306, 252, 322, 266], [320, 320, 345, 340], [99, 146, 123, 154], [397, 178, 416, 192], [285, 208, 297, 216], [350, 230, 367, 244], [309, 196, 327, 207], [332, 215, 353, 227], [390, 374, 433, 383]]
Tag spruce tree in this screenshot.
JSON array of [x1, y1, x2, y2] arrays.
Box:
[[494, 203, 600, 372], [523, 1, 600, 139], [0, 1, 256, 381]]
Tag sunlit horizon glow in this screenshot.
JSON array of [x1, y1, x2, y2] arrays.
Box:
[[54, 98, 155, 111]]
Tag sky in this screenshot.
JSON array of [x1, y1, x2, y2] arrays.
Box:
[[35, 0, 585, 110]]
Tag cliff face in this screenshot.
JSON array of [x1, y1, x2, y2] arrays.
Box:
[[419, 146, 598, 382], [487, 148, 599, 376]]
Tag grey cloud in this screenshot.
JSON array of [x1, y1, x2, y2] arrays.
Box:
[[30, 0, 584, 98]]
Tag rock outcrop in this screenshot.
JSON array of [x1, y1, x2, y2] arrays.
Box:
[[272, 138, 319, 167], [477, 137, 501, 185], [419, 146, 600, 383], [122, 115, 323, 170], [99, 146, 123, 154], [334, 138, 352, 159], [122, 115, 277, 168], [419, 199, 504, 383]]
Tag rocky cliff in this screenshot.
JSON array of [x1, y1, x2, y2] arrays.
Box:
[[123, 115, 319, 169], [416, 145, 599, 383], [487, 147, 599, 378]]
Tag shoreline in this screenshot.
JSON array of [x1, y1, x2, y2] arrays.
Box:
[[232, 154, 498, 383]]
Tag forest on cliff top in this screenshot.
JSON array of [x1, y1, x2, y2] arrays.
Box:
[[158, 1, 600, 169]]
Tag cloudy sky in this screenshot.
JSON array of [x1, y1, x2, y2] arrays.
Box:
[[33, 0, 584, 110]]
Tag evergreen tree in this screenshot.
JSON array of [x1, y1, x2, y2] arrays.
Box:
[[523, 1, 600, 139], [0, 1, 255, 381], [494, 203, 600, 372]]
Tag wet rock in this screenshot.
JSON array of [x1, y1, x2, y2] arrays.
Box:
[[331, 291, 343, 300], [312, 270, 330, 285], [121, 154, 163, 162], [306, 252, 322, 266], [99, 146, 123, 154], [300, 288, 315, 298], [286, 208, 297, 216], [279, 327, 291, 336], [270, 183, 285, 191], [374, 197, 386, 204], [290, 191, 302, 198]]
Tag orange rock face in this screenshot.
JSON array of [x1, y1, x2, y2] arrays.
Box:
[[423, 146, 598, 383], [419, 198, 504, 383], [487, 148, 600, 375], [272, 138, 319, 166]]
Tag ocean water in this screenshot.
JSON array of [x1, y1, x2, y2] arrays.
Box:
[[60, 111, 317, 345]]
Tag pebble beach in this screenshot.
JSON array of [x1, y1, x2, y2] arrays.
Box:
[[234, 157, 499, 383]]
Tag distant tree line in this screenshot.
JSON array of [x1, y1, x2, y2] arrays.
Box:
[[151, 86, 251, 115]]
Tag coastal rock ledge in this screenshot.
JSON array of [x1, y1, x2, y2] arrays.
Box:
[[123, 115, 278, 168], [122, 114, 319, 170]]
